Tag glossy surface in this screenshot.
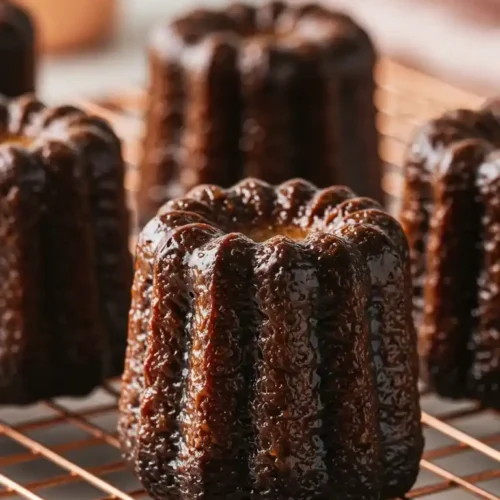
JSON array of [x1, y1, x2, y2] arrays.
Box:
[[0, 95, 133, 404], [119, 178, 423, 499], [138, 1, 381, 226], [400, 103, 500, 408]]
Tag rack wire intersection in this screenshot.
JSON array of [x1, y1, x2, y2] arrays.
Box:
[[0, 60, 497, 500]]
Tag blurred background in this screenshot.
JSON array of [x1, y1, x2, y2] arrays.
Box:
[[18, 0, 500, 103]]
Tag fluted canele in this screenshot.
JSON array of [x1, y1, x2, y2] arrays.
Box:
[[137, 1, 381, 226], [119, 178, 423, 500], [0, 2, 35, 97], [0, 95, 133, 404], [400, 102, 500, 409]]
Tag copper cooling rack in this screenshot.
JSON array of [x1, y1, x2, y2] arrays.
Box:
[[0, 59, 498, 500]]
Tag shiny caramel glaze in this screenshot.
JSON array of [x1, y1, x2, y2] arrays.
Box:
[[0, 95, 133, 404], [0, 2, 35, 97], [119, 178, 423, 499], [400, 103, 500, 408], [138, 1, 381, 226]]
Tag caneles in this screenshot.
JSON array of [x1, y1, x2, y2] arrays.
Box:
[[137, 1, 382, 226], [119, 178, 423, 499], [400, 102, 500, 408], [0, 95, 132, 405], [0, 1, 35, 97]]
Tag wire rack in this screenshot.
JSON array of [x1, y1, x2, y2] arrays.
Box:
[[0, 59, 498, 500]]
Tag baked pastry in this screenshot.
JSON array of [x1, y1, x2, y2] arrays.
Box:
[[400, 103, 500, 408], [119, 178, 422, 499], [138, 1, 381, 226], [0, 2, 35, 97], [0, 95, 132, 405]]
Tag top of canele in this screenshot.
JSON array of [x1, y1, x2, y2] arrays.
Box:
[[0, 94, 120, 151], [149, 1, 374, 63], [140, 178, 398, 249]]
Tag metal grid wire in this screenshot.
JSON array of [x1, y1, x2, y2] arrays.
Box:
[[0, 59, 498, 499]]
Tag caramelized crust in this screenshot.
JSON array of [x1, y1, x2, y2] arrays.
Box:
[[38, 140, 104, 396], [475, 151, 500, 406], [400, 104, 500, 408], [339, 215, 421, 497], [0, 95, 132, 404], [0, 148, 44, 402], [119, 178, 422, 499], [138, 1, 381, 225]]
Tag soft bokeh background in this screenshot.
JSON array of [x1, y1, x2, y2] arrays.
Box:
[[24, 0, 188, 102], [320, 0, 500, 96], [19, 0, 500, 103]]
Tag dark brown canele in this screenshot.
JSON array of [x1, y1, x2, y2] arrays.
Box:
[[0, 2, 35, 97], [138, 1, 381, 226], [0, 95, 133, 404], [400, 102, 500, 409], [119, 178, 423, 500]]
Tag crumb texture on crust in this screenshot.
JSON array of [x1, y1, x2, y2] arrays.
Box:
[[400, 102, 500, 408], [119, 178, 423, 500], [138, 0, 381, 225], [0, 95, 133, 404]]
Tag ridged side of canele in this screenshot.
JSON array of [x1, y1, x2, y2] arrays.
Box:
[[400, 109, 489, 328], [133, 225, 382, 500], [137, 2, 380, 225], [422, 141, 500, 406], [338, 207, 423, 497], [0, 140, 105, 402], [473, 150, 500, 407], [118, 208, 214, 462], [0, 96, 132, 404], [120, 178, 422, 499], [0, 147, 45, 402], [401, 107, 500, 407]]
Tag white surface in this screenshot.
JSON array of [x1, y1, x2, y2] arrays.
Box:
[[38, 0, 228, 103], [316, 0, 500, 96]]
